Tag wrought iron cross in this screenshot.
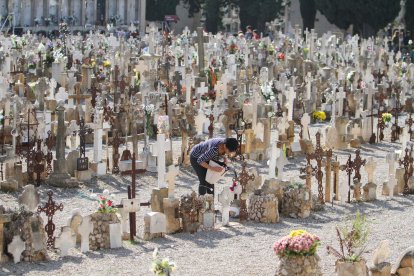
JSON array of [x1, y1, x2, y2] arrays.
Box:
[[37, 190, 63, 249], [233, 161, 255, 222], [109, 129, 125, 174], [305, 132, 332, 204]]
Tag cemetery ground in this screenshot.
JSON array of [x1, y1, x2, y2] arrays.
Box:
[[1, 126, 413, 276]]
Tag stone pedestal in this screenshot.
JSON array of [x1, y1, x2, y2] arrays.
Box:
[[261, 178, 290, 209], [363, 182, 377, 201], [151, 188, 168, 213], [282, 186, 312, 218], [89, 212, 120, 251], [90, 162, 106, 176], [143, 212, 166, 241], [75, 170, 93, 181], [248, 194, 279, 223], [163, 198, 181, 234], [276, 254, 322, 276]]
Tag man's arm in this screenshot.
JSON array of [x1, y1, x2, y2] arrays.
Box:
[[197, 148, 224, 172]]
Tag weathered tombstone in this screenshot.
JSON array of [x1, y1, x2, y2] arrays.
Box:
[[78, 215, 93, 253], [55, 226, 76, 257], [18, 184, 40, 211], [7, 235, 25, 264]]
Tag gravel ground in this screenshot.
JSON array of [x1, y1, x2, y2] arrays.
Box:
[[1, 122, 414, 276]]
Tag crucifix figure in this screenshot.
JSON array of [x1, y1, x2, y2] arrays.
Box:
[[233, 160, 255, 222], [305, 132, 332, 204], [75, 117, 93, 171], [399, 147, 413, 195], [406, 112, 414, 141], [109, 129, 125, 174], [37, 190, 64, 249]]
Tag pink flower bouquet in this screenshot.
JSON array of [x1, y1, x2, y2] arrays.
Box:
[[273, 230, 320, 257]]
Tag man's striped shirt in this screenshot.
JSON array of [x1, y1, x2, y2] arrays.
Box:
[[190, 138, 225, 164]]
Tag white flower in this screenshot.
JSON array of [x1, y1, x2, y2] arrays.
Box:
[[103, 189, 110, 196], [409, 40, 413, 45], [270, 95, 275, 101]]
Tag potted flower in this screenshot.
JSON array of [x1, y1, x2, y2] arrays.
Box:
[[312, 111, 327, 123], [382, 112, 392, 125], [327, 211, 369, 276], [273, 230, 322, 276], [151, 248, 176, 276]]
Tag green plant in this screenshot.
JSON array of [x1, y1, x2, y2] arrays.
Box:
[[151, 248, 176, 275], [327, 211, 369, 262]]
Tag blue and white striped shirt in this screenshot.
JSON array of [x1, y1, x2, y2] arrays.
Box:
[[190, 138, 225, 164]]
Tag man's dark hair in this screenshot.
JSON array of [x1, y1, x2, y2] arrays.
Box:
[[225, 138, 239, 152]]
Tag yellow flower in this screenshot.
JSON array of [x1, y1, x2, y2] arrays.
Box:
[[313, 111, 326, 121], [289, 229, 308, 237], [103, 60, 111, 68]]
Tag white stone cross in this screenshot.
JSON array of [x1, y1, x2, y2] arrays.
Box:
[[286, 87, 296, 121], [387, 175, 396, 198], [8, 235, 25, 264], [365, 157, 376, 183], [337, 87, 346, 116], [268, 143, 278, 179], [351, 124, 360, 140], [185, 74, 192, 104], [56, 226, 76, 257], [305, 72, 313, 100], [386, 152, 397, 175], [301, 113, 311, 140], [276, 148, 288, 180], [218, 188, 233, 226], [197, 82, 209, 102], [109, 223, 122, 248], [78, 215, 93, 253]]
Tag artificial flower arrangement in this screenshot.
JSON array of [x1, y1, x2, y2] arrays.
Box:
[[273, 230, 320, 257], [382, 112, 392, 123], [260, 82, 276, 103], [151, 248, 176, 276], [228, 42, 238, 55], [96, 190, 117, 214], [346, 71, 356, 84], [277, 52, 285, 61], [313, 111, 327, 122], [103, 60, 111, 68]]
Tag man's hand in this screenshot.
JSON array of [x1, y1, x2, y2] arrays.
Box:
[[211, 166, 225, 173]]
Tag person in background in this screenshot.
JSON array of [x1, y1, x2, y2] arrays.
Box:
[[245, 25, 253, 40], [190, 138, 239, 195], [253, 29, 260, 40]]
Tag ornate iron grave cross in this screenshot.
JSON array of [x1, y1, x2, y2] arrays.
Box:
[[399, 147, 413, 195], [44, 130, 55, 175], [109, 129, 125, 174], [75, 117, 93, 171], [305, 132, 332, 204], [375, 92, 387, 142], [406, 112, 414, 141], [233, 160, 255, 222], [391, 91, 404, 142], [31, 139, 47, 186], [340, 149, 366, 203], [37, 190, 63, 249]]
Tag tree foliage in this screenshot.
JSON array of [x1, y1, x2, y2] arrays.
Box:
[[234, 0, 285, 32], [315, 0, 400, 37], [299, 0, 316, 32], [146, 0, 180, 21], [404, 0, 414, 36]]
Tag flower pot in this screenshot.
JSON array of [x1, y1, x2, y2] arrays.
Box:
[[276, 254, 322, 276], [335, 259, 368, 276]]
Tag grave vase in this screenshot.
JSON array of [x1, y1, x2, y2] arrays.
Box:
[[335, 260, 368, 276], [276, 254, 322, 276]]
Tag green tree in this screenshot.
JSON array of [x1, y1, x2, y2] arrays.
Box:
[[315, 0, 400, 37], [299, 0, 316, 32], [405, 0, 414, 37], [234, 0, 285, 32], [204, 0, 225, 33], [146, 0, 180, 22]]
